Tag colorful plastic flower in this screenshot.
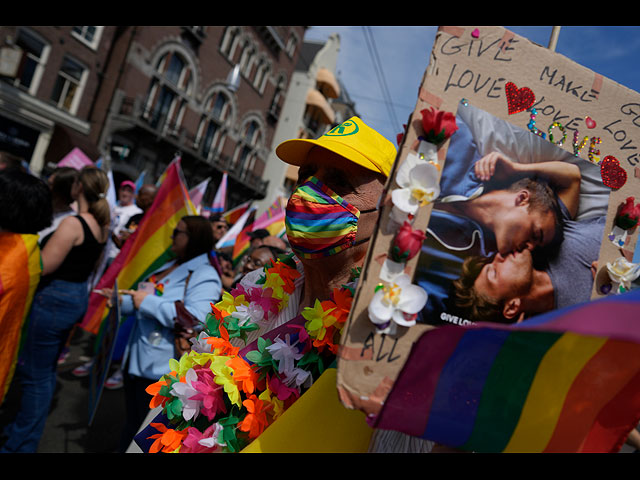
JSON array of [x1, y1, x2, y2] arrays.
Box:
[[147, 423, 188, 453], [267, 374, 300, 403], [266, 334, 304, 377], [169, 368, 202, 421], [420, 107, 458, 144], [181, 424, 225, 453], [368, 274, 428, 335], [225, 355, 258, 395], [238, 394, 270, 439], [190, 368, 228, 421]]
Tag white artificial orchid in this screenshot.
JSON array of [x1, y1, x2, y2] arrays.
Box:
[[368, 274, 428, 335], [607, 257, 640, 291], [390, 150, 440, 223]]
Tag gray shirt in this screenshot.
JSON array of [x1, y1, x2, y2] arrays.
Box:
[[544, 202, 605, 310]]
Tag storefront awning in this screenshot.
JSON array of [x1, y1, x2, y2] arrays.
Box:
[[316, 67, 340, 99], [306, 88, 335, 124]]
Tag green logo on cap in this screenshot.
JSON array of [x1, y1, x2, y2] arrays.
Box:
[[325, 120, 359, 137]]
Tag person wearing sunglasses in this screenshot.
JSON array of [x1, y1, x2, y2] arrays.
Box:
[[116, 215, 222, 451]]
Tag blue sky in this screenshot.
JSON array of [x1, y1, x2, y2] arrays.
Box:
[[303, 26, 640, 145]]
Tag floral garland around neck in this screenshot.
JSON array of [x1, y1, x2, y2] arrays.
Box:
[[144, 253, 359, 453]]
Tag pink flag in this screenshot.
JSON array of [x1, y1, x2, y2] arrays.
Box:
[[58, 147, 94, 170], [210, 173, 227, 214]]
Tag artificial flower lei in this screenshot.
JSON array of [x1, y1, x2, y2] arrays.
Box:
[[144, 253, 358, 453]]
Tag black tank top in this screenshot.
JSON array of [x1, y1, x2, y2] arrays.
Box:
[[41, 215, 106, 283]]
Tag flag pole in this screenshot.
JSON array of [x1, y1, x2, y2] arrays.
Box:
[[548, 26, 561, 52]]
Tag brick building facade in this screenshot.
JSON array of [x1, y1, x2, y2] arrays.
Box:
[[0, 26, 306, 207]]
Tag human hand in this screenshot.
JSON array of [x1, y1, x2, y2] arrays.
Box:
[[121, 289, 151, 309], [474, 152, 520, 183]]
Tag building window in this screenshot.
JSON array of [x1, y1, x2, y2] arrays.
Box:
[[239, 44, 256, 79], [234, 119, 262, 176], [252, 58, 270, 94], [143, 51, 193, 134], [13, 28, 50, 95], [285, 34, 298, 58], [50, 56, 87, 115], [71, 26, 104, 50], [195, 91, 231, 161], [220, 27, 241, 63]]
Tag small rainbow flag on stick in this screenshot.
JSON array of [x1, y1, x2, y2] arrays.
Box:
[[80, 158, 196, 335], [0, 233, 41, 405], [370, 288, 640, 453]]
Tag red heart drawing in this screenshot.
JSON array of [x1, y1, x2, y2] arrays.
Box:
[[505, 82, 535, 115], [600, 155, 627, 189], [585, 116, 596, 128]]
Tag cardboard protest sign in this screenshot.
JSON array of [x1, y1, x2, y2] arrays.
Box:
[[337, 26, 640, 420]]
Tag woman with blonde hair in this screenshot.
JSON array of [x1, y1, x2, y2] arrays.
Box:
[[1, 166, 110, 453]]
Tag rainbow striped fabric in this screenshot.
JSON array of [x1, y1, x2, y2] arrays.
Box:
[[80, 158, 195, 335], [371, 288, 640, 453], [0, 233, 41, 405], [285, 177, 358, 259], [222, 200, 252, 226]]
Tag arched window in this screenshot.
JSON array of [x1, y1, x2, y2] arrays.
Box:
[[252, 57, 271, 94], [220, 26, 241, 62], [195, 90, 232, 162], [143, 50, 193, 135], [234, 119, 263, 177], [239, 43, 256, 78]]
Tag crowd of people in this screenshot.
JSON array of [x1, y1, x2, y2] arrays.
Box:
[[1, 109, 636, 454], [0, 150, 296, 453]]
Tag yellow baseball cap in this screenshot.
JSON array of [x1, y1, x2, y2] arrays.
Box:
[[275, 116, 397, 178]]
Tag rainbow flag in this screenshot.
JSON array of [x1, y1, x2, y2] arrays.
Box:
[[370, 289, 640, 453], [222, 200, 252, 226], [231, 223, 253, 266], [215, 206, 256, 251], [0, 233, 41, 405], [210, 172, 227, 214], [80, 158, 196, 334], [253, 197, 286, 237]]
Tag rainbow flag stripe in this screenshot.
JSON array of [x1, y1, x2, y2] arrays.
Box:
[[80, 158, 195, 334], [0, 233, 41, 405], [223, 201, 252, 226], [371, 289, 640, 453]]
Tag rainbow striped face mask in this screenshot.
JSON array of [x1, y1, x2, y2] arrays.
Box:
[[285, 176, 375, 259]]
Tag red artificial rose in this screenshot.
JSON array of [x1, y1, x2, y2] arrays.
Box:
[[615, 196, 640, 230], [396, 124, 407, 146], [391, 221, 427, 262], [420, 107, 458, 145]]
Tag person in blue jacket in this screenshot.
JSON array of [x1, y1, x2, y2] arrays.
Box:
[[117, 215, 222, 451]]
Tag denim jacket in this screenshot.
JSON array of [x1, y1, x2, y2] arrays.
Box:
[[122, 253, 222, 380]]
